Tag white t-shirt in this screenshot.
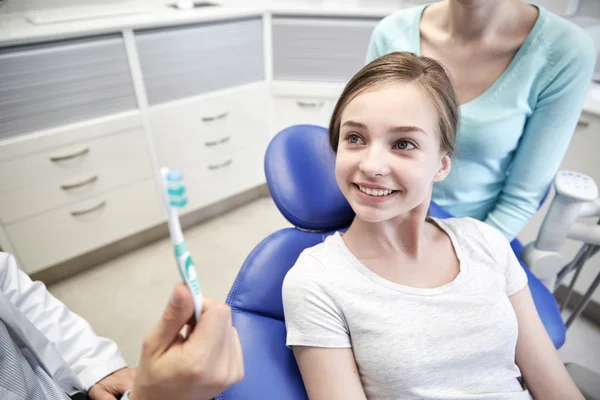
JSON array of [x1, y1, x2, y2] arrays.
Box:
[[282, 217, 530, 399]]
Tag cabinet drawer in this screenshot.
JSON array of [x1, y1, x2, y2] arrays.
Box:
[[150, 83, 270, 169], [272, 17, 380, 82], [179, 141, 267, 213], [0, 125, 150, 195], [0, 129, 153, 224], [7, 178, 164, 274], [272, 96, 335, 136], [136, 17, 265, 105], [0, 34, 137, 140]]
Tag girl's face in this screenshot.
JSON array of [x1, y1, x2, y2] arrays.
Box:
[[335, 82, 451, 224]]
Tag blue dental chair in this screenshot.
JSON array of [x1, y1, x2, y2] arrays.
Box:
[[217, 124, 566, 400]]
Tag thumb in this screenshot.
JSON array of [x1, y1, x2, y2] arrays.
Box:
[[145, 283, 195, 355]]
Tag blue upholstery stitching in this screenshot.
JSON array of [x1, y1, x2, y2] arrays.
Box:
[[231, 306, 283, 321]]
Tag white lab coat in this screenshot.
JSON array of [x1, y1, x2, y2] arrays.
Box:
[[0, 252, 127, 396]]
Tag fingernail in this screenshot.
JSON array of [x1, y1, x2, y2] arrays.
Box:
[[170, 288, 180, 306]]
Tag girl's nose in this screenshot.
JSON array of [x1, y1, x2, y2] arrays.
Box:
[[359, 146, 391, 177]]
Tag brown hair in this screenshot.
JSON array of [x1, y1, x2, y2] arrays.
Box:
[[329, 51, 460, 156]]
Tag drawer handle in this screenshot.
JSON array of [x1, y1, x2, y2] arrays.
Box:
[[60, 175, 98, 190], [50, 147, 89, 162], [577, 119, 589, 129], [202, 112, 229, 123], [208, 159, 233, 170], [70, 201, 106, 217], [297, 100, 324, 109], [205, 136, 232, 147]]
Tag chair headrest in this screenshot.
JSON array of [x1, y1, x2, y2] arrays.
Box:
[[264, 125, 354, 231]]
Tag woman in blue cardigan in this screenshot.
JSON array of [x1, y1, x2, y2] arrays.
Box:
[[366, 0, 596, 241]]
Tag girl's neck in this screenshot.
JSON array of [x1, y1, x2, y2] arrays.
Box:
[[342, 208, 433, 262]]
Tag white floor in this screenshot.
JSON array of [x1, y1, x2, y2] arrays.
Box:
[[48, 196, 600, 376]]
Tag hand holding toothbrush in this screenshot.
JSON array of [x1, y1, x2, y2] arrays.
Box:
[[129, 283, 244, 400]]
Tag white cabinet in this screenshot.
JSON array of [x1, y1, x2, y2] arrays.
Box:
[[0, 111, 162, 273], [0, 125, 153, 224], [149, 82, 270, 169], [7, 178, 163, 274], [150, 82, 270, 214]]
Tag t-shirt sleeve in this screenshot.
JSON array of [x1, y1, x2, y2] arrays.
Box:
[[477, 221, 528, 296], [282, 252, 351, 348]]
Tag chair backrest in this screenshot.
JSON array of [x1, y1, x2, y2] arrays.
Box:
[[218, 125, 354, 400]]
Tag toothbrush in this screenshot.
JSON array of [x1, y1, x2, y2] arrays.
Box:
[[159, 168, 203, 322]]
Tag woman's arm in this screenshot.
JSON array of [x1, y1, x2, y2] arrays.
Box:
[[510, 286, 584, 399], [484, 31, 596, 241], [293, 346, 367, 400]]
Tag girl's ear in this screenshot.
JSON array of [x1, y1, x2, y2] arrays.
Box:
[[433, 154, 451, 182]]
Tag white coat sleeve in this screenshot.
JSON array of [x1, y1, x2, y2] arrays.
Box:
[[0, 252, 128, 390]]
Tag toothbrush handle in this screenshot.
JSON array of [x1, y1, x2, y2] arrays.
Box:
[[175, 248, 203, 321]]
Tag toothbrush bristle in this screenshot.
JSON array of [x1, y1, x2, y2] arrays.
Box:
[[165, 170, 188, 208]]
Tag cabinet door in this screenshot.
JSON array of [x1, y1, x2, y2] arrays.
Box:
[[272, 16, 380, 82], [0, 34, 137, 140], [135, 17, 265, 106]]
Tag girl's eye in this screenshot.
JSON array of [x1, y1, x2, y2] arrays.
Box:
[[347, 134, 364, 145], [393, 140, 415, 150]]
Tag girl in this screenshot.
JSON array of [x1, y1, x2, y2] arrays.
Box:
[[282, 52, 583, 399]]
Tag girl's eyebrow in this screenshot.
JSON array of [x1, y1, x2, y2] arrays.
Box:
[[342, 120, 428, 135]]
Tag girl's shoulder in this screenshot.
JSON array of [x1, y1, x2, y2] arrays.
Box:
[[283, 232, 348, 284], [432, 217, 505, 259]]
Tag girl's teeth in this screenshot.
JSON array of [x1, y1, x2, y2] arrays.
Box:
[[359, 186, 394, 196]]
